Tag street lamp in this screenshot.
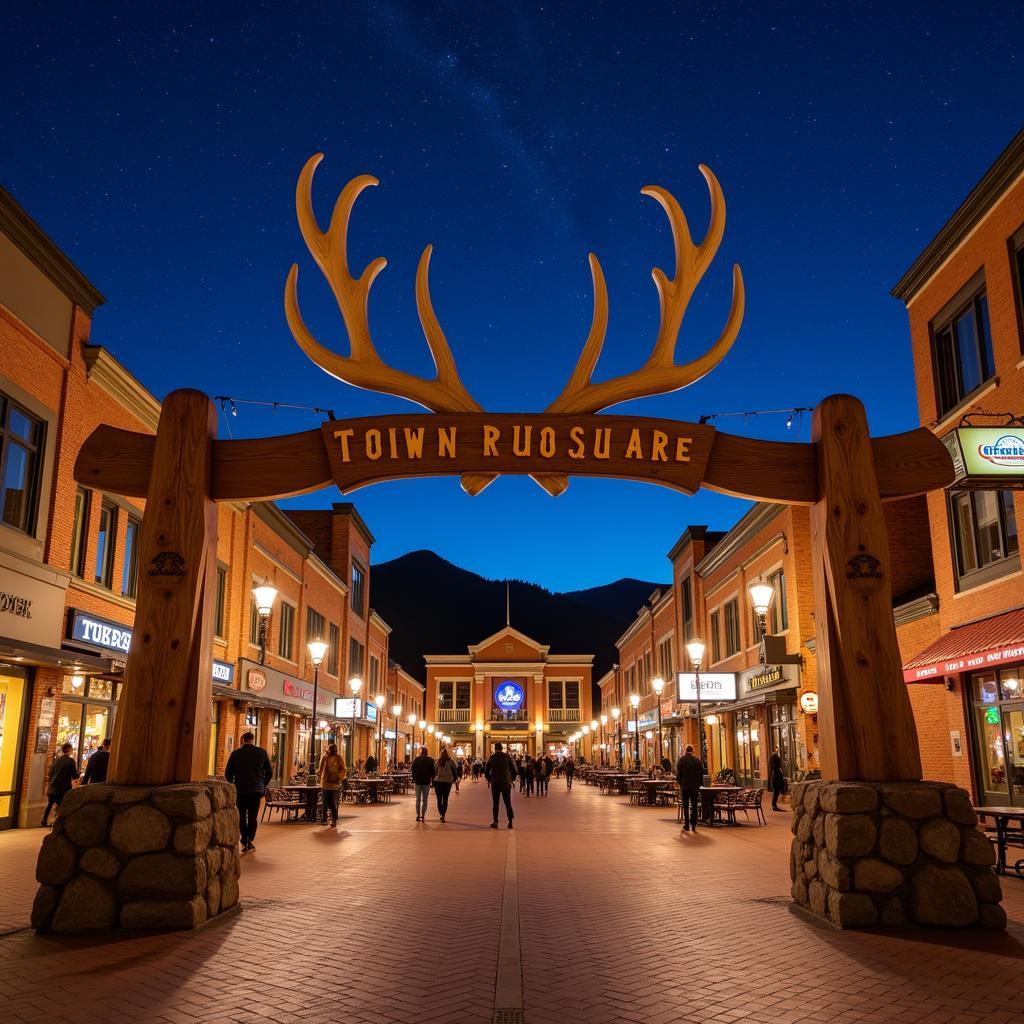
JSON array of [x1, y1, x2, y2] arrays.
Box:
[[629, 692, 640, 768], [686, 639, 708, 776], [391, 704, 402, 767], [349, 676, 363, 769], [418, 719, 426, 754], [651, 675, 665, 764], [373, 693, 386, 769], [406, 713, 416, 764], [252, 583, 278, 665], [599, 713, 608, 766], [748, 579, 775, 641], [307, 638, 329, 770], [611, 706, 621, 766], [645, 730, 654, 766]]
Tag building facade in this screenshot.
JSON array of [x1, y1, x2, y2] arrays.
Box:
[[425, 626, 594, 761]]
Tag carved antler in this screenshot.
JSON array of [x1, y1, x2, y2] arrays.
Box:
[[547, 165, 744, 416], [285, 154, 482, 415]]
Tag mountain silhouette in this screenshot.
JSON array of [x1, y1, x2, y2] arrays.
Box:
[[370, 550, 667, 699]]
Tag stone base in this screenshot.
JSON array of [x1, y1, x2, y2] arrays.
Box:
[[790, 780, 1005, 930], [33, 780, 240, 933]]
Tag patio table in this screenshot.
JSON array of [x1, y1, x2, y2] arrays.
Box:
[[281, 784, 321, 822], [698, 785, 743, 825], [974, 806, 1024, 876]]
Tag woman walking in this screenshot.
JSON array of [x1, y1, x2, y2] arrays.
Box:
[[318, 742, 346, 829], [434, 747, 456, 823]]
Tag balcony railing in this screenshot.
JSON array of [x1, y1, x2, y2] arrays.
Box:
[[548, 707, 580, 722], [437, 708, 471, 723]]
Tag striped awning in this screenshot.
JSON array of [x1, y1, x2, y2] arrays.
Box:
[[903, 607, 1024, 683]]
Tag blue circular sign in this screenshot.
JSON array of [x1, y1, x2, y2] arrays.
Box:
[[495, 680, 524, 710]]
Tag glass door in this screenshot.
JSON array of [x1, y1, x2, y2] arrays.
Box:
[[0, 672, 27, 829], [1003, 704, 1024, 806]]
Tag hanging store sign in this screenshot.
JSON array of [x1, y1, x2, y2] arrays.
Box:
[[799, 691, 819, 714], [335, 697, 363, 718], [637, 710, 659, 729], [943, 427, 1024, 489], [677, 672, 737, 702], [495, 680, 525, 711], [738, 661, 799, 697], [212, 660, 235, 684]]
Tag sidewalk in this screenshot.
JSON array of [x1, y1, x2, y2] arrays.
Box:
[[0, 777, 1021, 1024]]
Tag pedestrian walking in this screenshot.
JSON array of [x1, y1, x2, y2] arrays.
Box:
[[40, 743, 78, 826], [455, 757, 464, 792], [412, 746, 436, 821], [318, 742, 346, 829], [485, 742, 516, 829], [676, 744, 703, 832], [82, 738, 112, 784], [434, 747, 456, 822], [523, 755, 535, 796], [769, 746, 786, 811], [564, 756, 575, 790], [533, 754, 547, 796], [224, 731, 273, 851], [364, 752, 378, 774]]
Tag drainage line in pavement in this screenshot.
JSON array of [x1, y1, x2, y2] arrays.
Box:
[[493, 834, 524, 1024]]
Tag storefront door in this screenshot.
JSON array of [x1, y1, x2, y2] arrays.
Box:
[[0, 670, 28, 830], [1001, 704, 1024, 806]]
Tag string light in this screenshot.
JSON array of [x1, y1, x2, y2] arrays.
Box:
[[213, 396, 337, 420], [698, 406, 812, 427]]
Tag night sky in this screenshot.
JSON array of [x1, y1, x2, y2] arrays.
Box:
[[3, 3, 1021, 590]]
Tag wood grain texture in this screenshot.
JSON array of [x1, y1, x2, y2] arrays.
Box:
[[810, 395, 923, 782], [107, 389, 218, 785]]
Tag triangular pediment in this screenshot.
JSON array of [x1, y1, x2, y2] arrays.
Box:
[[469, 626, 549, 663]]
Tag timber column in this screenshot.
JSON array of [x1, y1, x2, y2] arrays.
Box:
[[790, 394, 1005, 930]]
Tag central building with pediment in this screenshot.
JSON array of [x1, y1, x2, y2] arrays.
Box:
[[424, 626, 595, 760]]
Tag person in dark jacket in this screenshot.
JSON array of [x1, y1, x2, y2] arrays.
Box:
[[82, 738, 112, 784], [485, 743, 516, 829], [364, 753, 378, 774], [412, 747, 436, 821], [563, 756, 575, 790], [225, 732, 272, 851], [41, 743, 79, 826], [676, 744, 704, 832], [769, 746, 786, 811]]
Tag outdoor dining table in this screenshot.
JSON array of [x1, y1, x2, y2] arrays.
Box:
[[974, 806, 1024, 875], [353, 777, 390, 803], [281, 784, 321, 822], [634, 778, 674, 806], [600, 773, 629, 794], [699, 785, 743, 825]]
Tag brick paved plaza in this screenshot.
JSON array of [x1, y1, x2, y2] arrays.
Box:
[[1, 780, 1022, 1024]]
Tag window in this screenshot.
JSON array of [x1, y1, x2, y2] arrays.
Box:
[[70, 487, 90, 577], [769, 570, 788, 633], [456, 682, 471, 708], [1013, 232, 1024, 352], [0, 394, 44, 534], [932, 288, 994, 416], [249, 597, 260, 646], [327, 623, 340, 675], [369, 654, 380, 693], [348, 637, 365, 679], [277, 602, 295, 660], [659, 637, 674, 678], [724, 599, 741, 657], [438, 682, 454, 709], [306, 606, 326, 645], [564, 682, 580, 709], [548, 681, 563, 708], [351, 561, 366, 617], [121, 515, 141, 597], [94, 502, 117, 588], [214, 565, 227, 637], [681, 576, 693, 637], [710, 611, 721, 663], [950, 489, 1019, 586]]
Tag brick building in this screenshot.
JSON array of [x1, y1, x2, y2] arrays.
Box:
[[0, 187, 394, 829], [893, 124, 1024, 803]]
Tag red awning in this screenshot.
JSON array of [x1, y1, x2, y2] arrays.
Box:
[[903, 607, 1024, 683]]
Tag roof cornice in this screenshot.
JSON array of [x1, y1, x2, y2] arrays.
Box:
[[891, 125, 1024, 303], [252, 501, 314, 558], [0, 186, 105, 313], [667, 525, 709, 562], [81, 345, 161, 432], [332, 502, 375, 546]]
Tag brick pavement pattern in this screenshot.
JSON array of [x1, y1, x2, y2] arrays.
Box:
[[1, 778, 1022, 1024]]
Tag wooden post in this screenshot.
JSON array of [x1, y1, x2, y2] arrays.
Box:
[[108, 389, 218, 785], [811, 394, 922, 782]]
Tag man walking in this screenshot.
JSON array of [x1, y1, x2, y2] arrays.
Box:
[[82, 738, 111, 784], [40, 743, 78, 826], [225, 731, 272, 852], [769, 746, 786, 811], [564, 756, 575, 790], [412, 745, 436, 822], [676, 743, 703, 832], [485, 742, 516, 829]]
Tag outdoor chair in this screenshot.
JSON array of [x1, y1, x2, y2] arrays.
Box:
[[263, 788, 303, 822], [713, 789, 740, 825]]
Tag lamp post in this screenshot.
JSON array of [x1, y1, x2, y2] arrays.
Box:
[[611, 706, 621, 766], [391, 705, 402, 768], [629, 692, 640, 768], [418, 719, 426, 755], [748, 579, 775, 649], [686, 639, 708, 775], [651, 675, 665, 764], [406, 713, 416, 765], [349, 675, 363, 770], [307, 638, 329, 771], [374, 693, 386, 769], [645, 730, 654, 767], [581, 724, 589, 763], [599, 713, 608, 766], [252, 583, 278, 666], [427, 723, 435, 754]]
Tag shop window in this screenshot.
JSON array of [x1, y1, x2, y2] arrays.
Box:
[[769, 570, 788, 633], [932, 287, 994, 416], [306, 606, 326, 646], [348, 637, 365, 679], [724, 599, 741, 656], [710, 610, 721, 663], [351, 561, 366, 617], [121, 515, 141, 598], [950, 489, 1019, 588], [214, 565, 227, 638], [0, 393, 43, 535], [277, 602, 295, 661], [327, 622, 340, 676], [70, 487, 90, 577], [94, 501, 117, 588]]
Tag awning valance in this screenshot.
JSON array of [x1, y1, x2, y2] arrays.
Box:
[[902, 607, 1024, 683]]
